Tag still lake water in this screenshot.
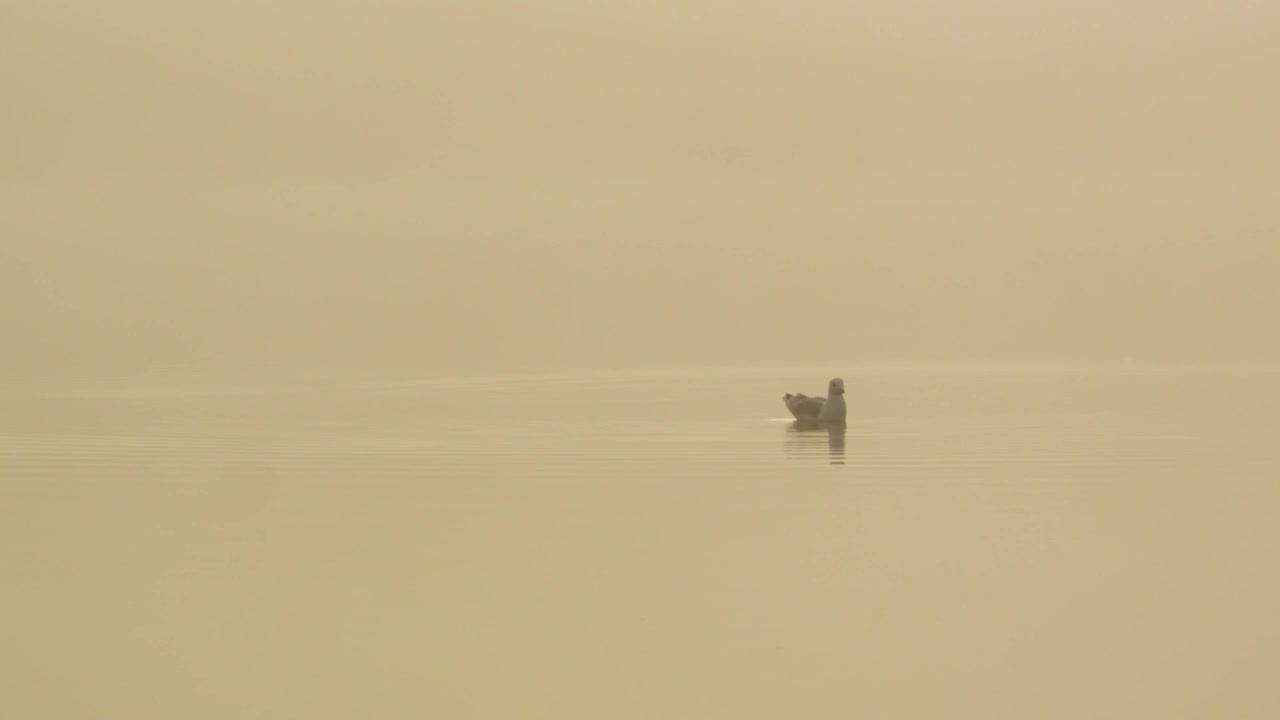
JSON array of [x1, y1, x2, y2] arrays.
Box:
[[4, 366, 1279, 718]]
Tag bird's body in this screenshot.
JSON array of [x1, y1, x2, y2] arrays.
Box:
[[783, 378, 847, 424]]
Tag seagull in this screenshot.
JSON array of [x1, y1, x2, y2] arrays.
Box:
[[783, 378, 847, 424]]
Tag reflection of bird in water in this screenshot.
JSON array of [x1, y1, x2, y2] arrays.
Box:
[[785, 421, 847, 465], [783, 378, 847, 425]]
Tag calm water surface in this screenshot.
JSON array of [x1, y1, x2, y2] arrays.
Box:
[[3, 367, 1279, 717]]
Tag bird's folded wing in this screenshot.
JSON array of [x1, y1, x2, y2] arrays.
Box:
[[790, 395, 826, 418]]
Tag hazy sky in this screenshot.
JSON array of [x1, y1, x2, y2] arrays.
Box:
[[4, 1, 1278, 383]]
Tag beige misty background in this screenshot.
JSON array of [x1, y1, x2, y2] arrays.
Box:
[[3, 1, 1278, 386]]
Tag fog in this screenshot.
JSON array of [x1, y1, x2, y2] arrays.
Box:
[[7, 7, 1280, 717], [5, 1, 1279, 385]]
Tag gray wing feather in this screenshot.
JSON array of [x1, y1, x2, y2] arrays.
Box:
[[784, 393, 826, 419]]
